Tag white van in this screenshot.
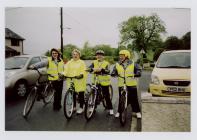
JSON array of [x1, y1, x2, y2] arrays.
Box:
[[149, 50, 191, 97]]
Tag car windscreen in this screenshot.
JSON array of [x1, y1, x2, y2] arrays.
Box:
[[156, 52, 191, 68], [5, 57, 29, 69]]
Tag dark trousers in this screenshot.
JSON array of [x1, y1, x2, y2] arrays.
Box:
[[101, 85, 113, 109], [74, 91, 84, 108], [52, 80, 63, 108], [118, 86, 140, 113]]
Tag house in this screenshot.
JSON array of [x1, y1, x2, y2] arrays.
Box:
[[5, 28, 25, 58]]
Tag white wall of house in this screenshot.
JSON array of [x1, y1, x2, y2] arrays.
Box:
[[5, 39, 23, 54]]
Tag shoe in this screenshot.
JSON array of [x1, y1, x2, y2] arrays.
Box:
[[109, 109, 114, 115], [77, 108, 84, 114], [136, 112, 142, 119], [115, 112, 120, 118], [89, 107, 94, 113]]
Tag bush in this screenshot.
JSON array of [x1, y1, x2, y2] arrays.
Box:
[[105, 56, 115, 64]]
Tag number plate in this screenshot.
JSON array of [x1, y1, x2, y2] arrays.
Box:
[[167, 87, 185, 93]]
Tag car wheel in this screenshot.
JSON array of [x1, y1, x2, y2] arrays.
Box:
[[14, 81, 27, 97]]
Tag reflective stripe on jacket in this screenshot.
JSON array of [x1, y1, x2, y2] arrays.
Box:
[[47, 57, 64, 81], [115, 61, 137, 87], [64, 59, 87, 92], [92, 60, 110, 86]]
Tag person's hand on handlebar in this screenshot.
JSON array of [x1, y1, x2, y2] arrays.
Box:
[[58, 73, 64, 80], [93, 68, 102, 73], [85, 68, 93, 72], [75, 74, 83, 79]]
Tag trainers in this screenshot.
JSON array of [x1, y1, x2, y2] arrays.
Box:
[[115, 112, 120, 118], [109, 109, 114, 115], [136, 112, 142, 119], [77, 108, 84, 114], [89, 107, 94, 112]]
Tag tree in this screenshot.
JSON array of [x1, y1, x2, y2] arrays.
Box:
[[164, 36, 182, 50], [81, 41, 94, 60], [93, 44, 113, 56], [119, 14, 166, 54], [181, 31, 190, 50], [63, 44, 78, 60], [44, 50, 50, 56]]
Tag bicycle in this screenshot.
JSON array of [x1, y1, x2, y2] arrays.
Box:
[[84, 72, 113, 121], [63, 76, 83, 120], [117, 75, 135, 126], [23, 67, 55, 118]]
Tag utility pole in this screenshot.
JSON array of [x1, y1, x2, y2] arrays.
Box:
[[60, 7, 63, 59]]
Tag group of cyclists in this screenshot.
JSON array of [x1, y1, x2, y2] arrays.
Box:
[[32, 47, 142, 119]]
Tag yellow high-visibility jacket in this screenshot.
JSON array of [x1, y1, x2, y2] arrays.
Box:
[[64, 59, 87, 92], [92, 60, 111, 86], [47, 57, 64, 81], [115, 61, 137, 87]]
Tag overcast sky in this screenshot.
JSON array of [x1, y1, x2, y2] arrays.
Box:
[[5, 7, 190, 55]]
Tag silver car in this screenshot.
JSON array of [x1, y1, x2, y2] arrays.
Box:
[[5, 55, 48, 97]]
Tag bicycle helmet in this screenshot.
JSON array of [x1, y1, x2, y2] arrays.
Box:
[[119, 50, 131, 59], [96, 50, 105, 55]]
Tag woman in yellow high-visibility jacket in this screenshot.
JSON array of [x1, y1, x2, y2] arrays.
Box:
[[30, 48, 64, 110], [64, 49, 87, 114], [111, 50, 142, 119]]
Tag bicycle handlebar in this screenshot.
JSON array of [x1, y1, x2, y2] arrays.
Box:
[[32, 67, 54, 77], [117, 75, 134, 79], [85, 69, 110, 76], [62, 75, 83, 80]]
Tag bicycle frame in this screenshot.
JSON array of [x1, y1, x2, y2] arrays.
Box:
[[34, 69, 52, 98], [23, 68, 54, 118], [119, 74, 135, 108], [118, 75, 128, 108], [90, 73, 105, 104], [63, 76, 82, 119], [118, 73, 135, 126]]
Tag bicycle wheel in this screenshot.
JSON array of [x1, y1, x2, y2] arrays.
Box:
[[102, 85, 113, 108], [23, 87, 37, 118], [43, 83, 55, 104], [119, 90, 127, 126], [85, 89, 97, 121], [63, 90, 74, 119]]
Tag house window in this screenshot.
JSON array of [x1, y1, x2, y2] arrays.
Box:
[[11, 39, 20, 46]]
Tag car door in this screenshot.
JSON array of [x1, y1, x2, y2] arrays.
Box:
[[26, 57, 43, 86]]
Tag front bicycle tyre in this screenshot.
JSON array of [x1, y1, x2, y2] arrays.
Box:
[[102, 84, 113, 108], [63, 90, 74, 120], [84, 89, 96, 121], [43, 83, 55, 104], [119, 91, 127, 126], [23, 87, 37, 118]]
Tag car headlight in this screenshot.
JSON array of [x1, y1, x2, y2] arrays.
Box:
[[151, 75, 160, 85]]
